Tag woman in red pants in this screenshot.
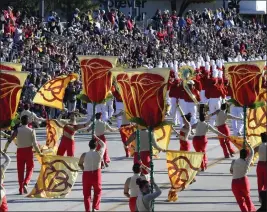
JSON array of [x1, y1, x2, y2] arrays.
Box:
[[230, 139, 256, 212], [192, 112, 227, 171], [0, 150, 11, 211], [208, 103, 242, 158], [55, 110, 91, 157], [172, 104, 192, 151]]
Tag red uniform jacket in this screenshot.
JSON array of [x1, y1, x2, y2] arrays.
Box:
[[205, 78, 225, 99], [183, 87, 201, 102], [167, 70, 176, 90], [194, 77, 202, 92], [111, 86, 123, 102], [169, 79, 181, 99]]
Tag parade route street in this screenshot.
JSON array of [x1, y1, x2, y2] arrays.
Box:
[[1, 122, 260, 211]]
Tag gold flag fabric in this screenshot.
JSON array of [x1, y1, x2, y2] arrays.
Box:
[[0, 62, 22, 71], [129, 125, 172, 157], [120, 125, 137, 157], [33, 73, 78, 109], [27, 155, 79, 198], [166, 151, 204, 202], [46, 120, 63, 148], [0, 71, 28, 129]]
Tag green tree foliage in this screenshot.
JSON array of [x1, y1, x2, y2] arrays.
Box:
[[178, 0, 215, 16]]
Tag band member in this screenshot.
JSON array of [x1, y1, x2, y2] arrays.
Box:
[[0, 150, 11, 212], [172, 104, 192, 151], [124, 163, 150, 212], [114, 110, 132, 157], [230, 139, 256, 212], [207, 103, 242, 158], [124, 127, 166, 175], [78, 136, 106, 212], [112, 85, 124, 128], [257, 132, 267, 196], [169, 78, 182, 126], [55, 111, 91, 157], [87, 112, 118, 168], [4, 115, 43, 194], [106, 98, 114, 124], [192, 112, 227, 171], [183, 80, 200, 125], [20, 104, 46, 128]]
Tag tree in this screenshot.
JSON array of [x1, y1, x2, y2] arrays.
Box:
[[178, 0, 215, 16]]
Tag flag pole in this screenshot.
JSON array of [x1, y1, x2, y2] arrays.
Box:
[[136, 127, 140, 160], [243, 106, 247, 149], [148, 127, 155, 212], [91, 102, 96, 139]]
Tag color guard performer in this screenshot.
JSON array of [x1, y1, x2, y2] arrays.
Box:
[[78, 136, 106, 212], [20, 104, 46, 128], [207, 103, 242, 158], [0, 150, 11, 212], [230, 139, 256, 212], [55, 111, 91, 157], [192, 111, 227, 171], [257, 132, 267, 197], [124, 163, 150, 212], [172, 104, 192, 151], [124, 128, 166, 174], [87, 112, 118, 168], [4, 115, 43, 194]]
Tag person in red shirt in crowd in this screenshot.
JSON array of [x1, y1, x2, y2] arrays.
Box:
[[127, 16, 133, 31], [157, 28, 166, 42]]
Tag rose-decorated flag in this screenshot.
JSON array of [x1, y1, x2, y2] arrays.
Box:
[[27, 155, 79, 198], [78, 56, 118, 103], [166, 151, 204, 202], [0, 70, 28, 129], [120, 124, 137, 157], [46, 120, 63, 148], [0, 62, 22, 71], [224, 61, 265, 107], [33, 73, 78, 109]]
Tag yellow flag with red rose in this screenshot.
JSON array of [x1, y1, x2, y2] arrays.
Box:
[[0, 71, 28, 129], [27, 155, 79, 198], [33, 73, 78, 109], [0, 62, 22, 71], [46, 120, 63, 148]]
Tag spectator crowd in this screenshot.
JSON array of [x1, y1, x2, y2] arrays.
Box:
[[1, 6, 267, 120]]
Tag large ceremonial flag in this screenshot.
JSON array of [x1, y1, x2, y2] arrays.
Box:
[[0, 70, 28, 128], [46, 120, 63, 148], [33, 73, 78, 109], [166, 151, 204, 202], [27, 155, 79, 198], [77, 56, 118, 103], [0, 62, 22, 71]]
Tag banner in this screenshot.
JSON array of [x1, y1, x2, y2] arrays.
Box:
[[33, 73, 78, 109], [46, 120, 63, 148], [27, 155, 79, 198], [0, 71, 28, 129], [167, 151, 203, 202], [0, 62, 22, 71]]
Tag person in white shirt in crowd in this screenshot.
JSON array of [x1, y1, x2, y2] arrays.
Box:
[[124, 163, 150, 212], [4, 115, 43, 195], [87, 112, 118, 168], [136, 178, 162, 212], [256, 132, 267, 198], [230, 138, 256, 212], [78, 136, 106, 212], [20, 104, 46, 128], [0, 150, 11, 212]]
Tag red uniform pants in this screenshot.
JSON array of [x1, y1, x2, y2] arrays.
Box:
[[256, 161, 267, 194], [82, 169, 102, 212], [96, 135, 110, 165], [232, 176, 256, 212], [217, 124, 235, 157], [129, 197, 137, 212], [57, 136, 75, 157], [0, 196, 8, 212], [180, 140, 191, 151], [17, 147, 34, 193], [133, 151, 150, 175], [119, 125, 130, 157], [193, 136, 208, 170]]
